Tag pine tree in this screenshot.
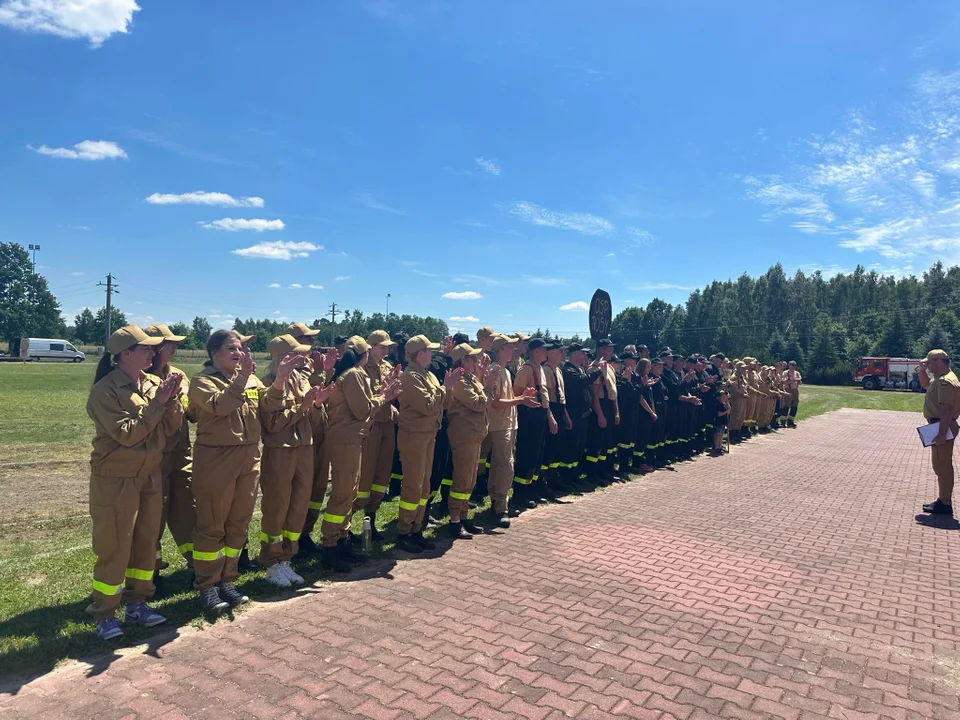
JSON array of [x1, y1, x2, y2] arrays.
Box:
[[912, 323, 953, 359], [783, 327, 805, 367], [873, 313, 909, 357], [73, 308, 97, 344], [192, 316, 212, 344], [808, 316, 839, 371], [766, 328, 786, 363]]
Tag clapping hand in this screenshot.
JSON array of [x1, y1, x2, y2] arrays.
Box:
[[383, 378, 403, 401], [322, 348, 338, 372], [156, 373, 183, 405], [440, 335, 455, 357], [444, 366, 465, 387], [521, 386, 540, 407], [239, 350, 255, 378], [277, 353, 305, 384]]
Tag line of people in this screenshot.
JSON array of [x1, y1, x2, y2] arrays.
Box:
[[84, 321, 802, 641]]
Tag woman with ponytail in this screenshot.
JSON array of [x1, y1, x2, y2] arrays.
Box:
[[86, 326, 183, 640]]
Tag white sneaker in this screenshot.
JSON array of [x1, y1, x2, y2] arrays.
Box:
[[265, 563, 291, 587], [280, 561, 304, 585]]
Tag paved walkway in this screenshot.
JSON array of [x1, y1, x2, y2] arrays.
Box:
[[4, 409, 960, 719]]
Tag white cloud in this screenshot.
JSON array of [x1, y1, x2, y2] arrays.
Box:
[[335, 275, 350, 281], [452, 273, 503, 286], [475, 157, 501, 176], [355, 192, 406, 215], [621, 227, 655, 253], [0, 0, 139, 47], [744, 69, 960, 264], [442, 291, 483, 300], [289, 283, 302, 289], [631, 282, 697, 291], [604, 252, 616, 257], [70, 271, 85, 276], [307, 284, 324, 290], [201, 218, 285, 232], [233, 241, 322, 261], [146, 191, 264, 208], [524, 277, 566, 286], [449, 316, 480, 323], [268, 282, 281, 288], [28, 139, 126, 160], [559, 301, 589, 311], [508, 201, 614, 236], [461, 219, 488, 228]]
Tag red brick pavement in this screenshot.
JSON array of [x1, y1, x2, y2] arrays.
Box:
[[4, 409, 960, 719]]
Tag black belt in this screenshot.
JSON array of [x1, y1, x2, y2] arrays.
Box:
[[929, 417, 940, 423]]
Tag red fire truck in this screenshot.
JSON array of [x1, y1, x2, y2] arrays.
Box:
[[855, 356, 925, 392]]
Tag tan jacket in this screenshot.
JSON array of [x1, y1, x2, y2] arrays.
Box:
[[259, 368, 323, 448], [143, 363, 190, 455], [591, 363, 618, 402], [188, 365, 269, 447], [487, 364, 517, 432], [447, 374, 492, 445], [87, 367, 182, 478], [364, 356, 397, 425], [399, 360, 447, 433], [543, 364, 566, 405], [325, 366, 386, 443], [515, 362, 549, 408]]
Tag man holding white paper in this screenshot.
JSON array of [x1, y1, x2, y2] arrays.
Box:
[[918, 349, 960, 516]]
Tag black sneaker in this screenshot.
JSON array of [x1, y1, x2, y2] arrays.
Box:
[[337, 538, 367, 564], [237, 547, 258, 572], [296, 535, 319, 558], [449, 521, 472, 540], [507, 506, 522, 518], [923, 499, 954, 515], [199, 587, 229, 616], [217, 582, 249, 607], [321, 545, 352, 573], [395, 534, 423, 554], [496, 512, 511, 528], [413, 533, 436, 550]]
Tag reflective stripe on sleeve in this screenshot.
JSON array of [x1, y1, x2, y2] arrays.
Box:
[[449, 491, 471, 501], [322, 512, 346, 524]]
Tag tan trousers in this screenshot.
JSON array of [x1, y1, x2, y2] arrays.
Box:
[[259, 444, 313, 567], [745, 394, 759, 426], [788, 388, 800, 409], [302, 430, 331, 537], [353, 421, 395, 515], [192, 443, 260, 590], [88, 471, 163, 620], [729, 397, 747, 431], [933, 435, 956, 502], [487, 428, 515, 513], [448, 440, 482, 519], [397, 428, 436, 535], [320, 442, 362, 547], [156, 449, 195, 569]]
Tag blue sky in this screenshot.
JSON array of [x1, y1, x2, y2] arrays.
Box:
[[1, 1, 959, 338]]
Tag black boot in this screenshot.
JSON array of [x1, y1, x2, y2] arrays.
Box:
[[449, 521, 472, 540], [461, 516, 484, 535], [423, 498, 439, 528], [413, 532, 436, 550], [337, 537, 367, 564], [395, 534, 423, 554], [321, 545, 352, 573], [296, 534, 319, 558], [496, 511, 511, 528], [237, 546, 258, 571]]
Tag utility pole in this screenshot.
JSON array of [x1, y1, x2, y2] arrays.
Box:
[[28, 244, 40, 271], [328, 302, 339, 324], [386, 293, 391, 316], [97, 274, 117, 347]]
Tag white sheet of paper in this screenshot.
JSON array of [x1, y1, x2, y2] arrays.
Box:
[[918, 421, 955, 448]]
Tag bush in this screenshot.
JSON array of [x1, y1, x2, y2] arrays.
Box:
[[806, 363, 853, 386]]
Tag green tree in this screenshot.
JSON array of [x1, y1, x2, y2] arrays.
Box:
[[872, 313, 909, 357], [192, 316, 212, 345], [766, 328, 786, 363], [783, 327, 805, 367], [168, 322, 197, 349], [808, 315, 839, 371], [912, 323, 954, 359], [93, 306, 128, 346], [0, 242, 66, 345], [73, 307, 97, 344]]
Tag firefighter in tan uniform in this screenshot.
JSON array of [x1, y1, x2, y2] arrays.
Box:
[[188, 329, 282, 615], [446, 343, 496, 538], [86, 325, 180, 640], [143, 323, 196, 580], [918, 349, 960, 516], [507, 332, 530, 378], [258, 334, 333, 587], [782, 360, 802, 428], [322, 336, 401, 572], [397, 335, 460, 553], [353, 330, 401, 541], [727, 361, 749, 443]]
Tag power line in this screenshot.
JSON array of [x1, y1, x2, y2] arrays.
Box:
[[96, 274, 117, 345]]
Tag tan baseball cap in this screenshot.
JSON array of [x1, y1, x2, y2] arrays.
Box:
[[450, 343, 483, 363], [345, 335, 371, 355], [926, 349, 950, 361], [143, 323, 187, 343], [238, 333, 256, 345], [405, 334, 440, 357], [286, 321, 319, 337], [476, 327, 496, 340], [511, 331, 531, 341], [367, 329, 395, 347], [268, 334, 313, 356], [107, 325, 164, 355], [493, 335, 519, 350]]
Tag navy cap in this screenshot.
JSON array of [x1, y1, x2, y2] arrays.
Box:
[[596, 338, 613, 348], [621, 350, 639, 360], [672, 354, 683, 361], [334, 335, 349, 345], [528, 338, 547, 351], [567, 342, 586, 353], [546, 342, 566, 352], [391, 331, 409, 343], [452, 332, 470, 344], [652, 358, 664, 365]]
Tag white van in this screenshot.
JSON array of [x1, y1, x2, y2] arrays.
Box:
[[20, 338, 86, 363]]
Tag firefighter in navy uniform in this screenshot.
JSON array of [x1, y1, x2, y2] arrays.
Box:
[[541, 342, 572, 496], [615, 351, 641, 477], [649, 358, 670, 467], [387, 333, 409, 499], [425, 333, 460, 526], [512, 338, 550, 510], [562, 343, 603, 485], [658, 352, 681, 464]]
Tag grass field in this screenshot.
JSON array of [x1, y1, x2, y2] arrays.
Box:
[[0, 361, 925, 683]]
